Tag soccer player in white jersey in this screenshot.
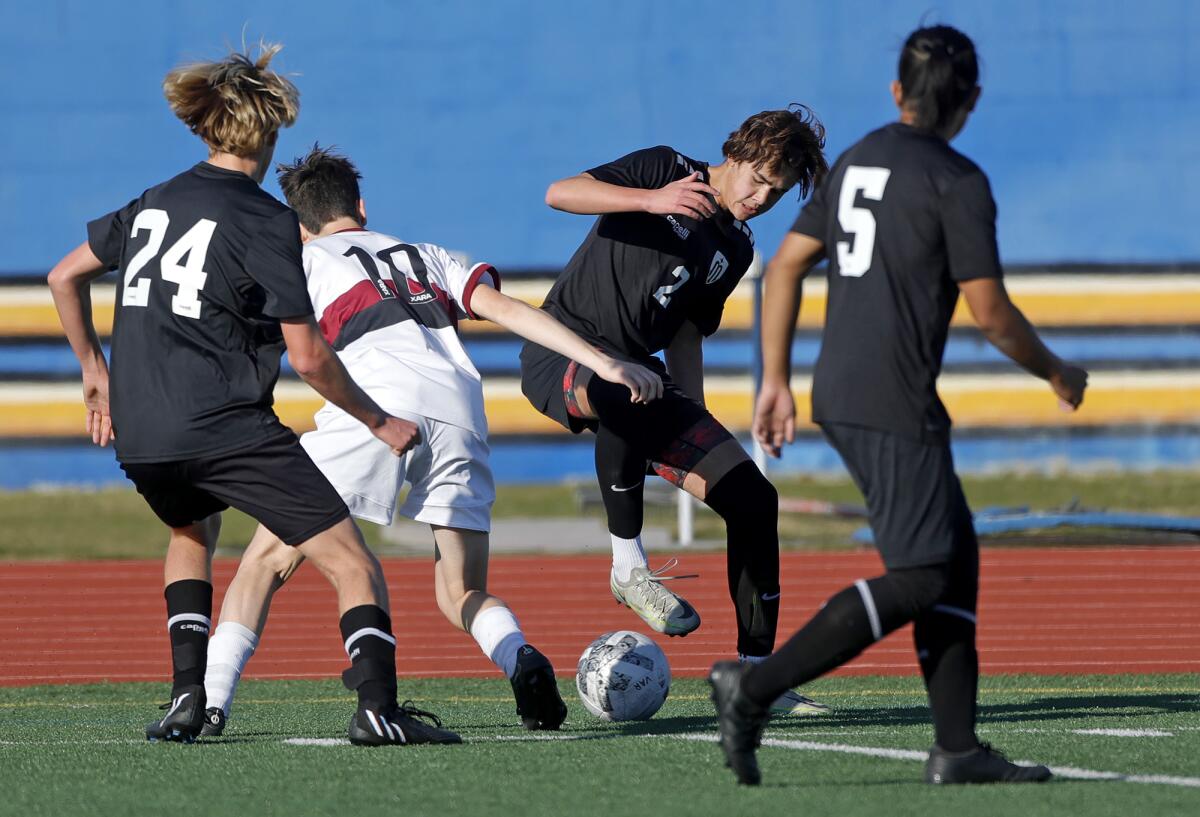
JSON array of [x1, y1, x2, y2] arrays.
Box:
[[201, 146, 664, 735]]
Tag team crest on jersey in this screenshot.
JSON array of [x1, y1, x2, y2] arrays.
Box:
[[406, 275, 434, 304], [706, 251, 729, 284]]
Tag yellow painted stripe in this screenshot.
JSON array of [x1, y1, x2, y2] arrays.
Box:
[[5, 275, 1199, 336], [5, 373, 1197, 438]]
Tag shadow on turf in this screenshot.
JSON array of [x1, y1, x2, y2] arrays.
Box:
[[200, 691, 1197, 745], [757, 691, 1198, 734], [444, 690, 1198, 738]]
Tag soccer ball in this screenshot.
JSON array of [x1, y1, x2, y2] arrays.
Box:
[[575, 630, 671, 721]]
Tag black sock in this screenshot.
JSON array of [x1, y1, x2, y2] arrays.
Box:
[[704, 462, 780, 656], [164, 579, 212, 695], [741, 584, 875, 704], [741, 567, 948, 706], [594, 425, 646, 538], [339, 605, 397, 710], [915, 609, 979, 752]]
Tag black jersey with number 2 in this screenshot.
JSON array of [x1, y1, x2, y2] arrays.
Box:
[[539, 145, 755, 362], [791, 123, 1003, 441], [87, 162, 315, 463]]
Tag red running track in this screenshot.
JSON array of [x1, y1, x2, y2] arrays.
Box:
[[2, 547, 1198, 687]]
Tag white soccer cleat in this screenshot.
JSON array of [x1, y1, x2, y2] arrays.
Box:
[[610, 560, 701, 637], [769, 687, 831, 716]]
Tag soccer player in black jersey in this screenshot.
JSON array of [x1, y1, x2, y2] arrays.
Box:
[[709, 25, 1088, 785], [520, 107, 829, 715], [46, 44, 459, 746]]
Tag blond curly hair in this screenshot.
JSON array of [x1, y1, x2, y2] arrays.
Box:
[[163, 42, 299, 158]]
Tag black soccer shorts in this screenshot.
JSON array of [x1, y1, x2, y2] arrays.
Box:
[[821, 421, 977, 569], [520, 344, 736, 487], [120, 428, 350, 546]]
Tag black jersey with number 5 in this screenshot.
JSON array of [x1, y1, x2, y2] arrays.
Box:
[[791, 123, 1003, 441], [535, 145, 755, 363], [87, 162, 315, 463]]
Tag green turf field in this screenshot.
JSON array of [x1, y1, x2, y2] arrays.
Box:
[[4, 470, 1199, 559], [2, 675, 1196, 817]]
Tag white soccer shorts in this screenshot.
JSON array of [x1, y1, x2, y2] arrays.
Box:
[[300, 406, 495, 532]]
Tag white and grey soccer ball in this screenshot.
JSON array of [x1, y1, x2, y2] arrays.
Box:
[[575, 630, 671, 721]]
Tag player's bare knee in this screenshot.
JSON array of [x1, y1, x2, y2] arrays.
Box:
[[264, 545, 305, 585], [240, 531, 301, 584]]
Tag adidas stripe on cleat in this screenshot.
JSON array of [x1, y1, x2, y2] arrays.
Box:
[[347, 701, 463, 746], [145, 685, 206, 743]]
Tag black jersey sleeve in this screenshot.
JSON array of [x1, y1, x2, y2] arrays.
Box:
[[86, 199, 140, 270], [243, 209, 314, 319], [940, 169, 1003, 282], [688, 295, 725, 338], [586, 145, 679, 190], [789, 165, 832, 240]]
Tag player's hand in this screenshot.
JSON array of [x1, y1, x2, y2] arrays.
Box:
[[593, 358, 664, 404], [642, 172, 719, 220], [373, 414, 422, 455], [1050, 363, 1088, 412], [81, 368, 114, 447], [752, 379, 796, 458]]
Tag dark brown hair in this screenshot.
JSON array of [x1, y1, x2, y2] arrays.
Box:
[[722, 104, 828, 198], [898, 25, 979, 131], [276, 144, 362, 233]]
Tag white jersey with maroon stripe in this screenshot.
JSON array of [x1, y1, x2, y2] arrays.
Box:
[[302, 229, 498, 435]]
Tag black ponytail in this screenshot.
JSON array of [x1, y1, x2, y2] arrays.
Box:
[[898, 25, 978, 131]]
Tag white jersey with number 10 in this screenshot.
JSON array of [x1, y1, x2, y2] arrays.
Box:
[[302, 229, 498, 435]]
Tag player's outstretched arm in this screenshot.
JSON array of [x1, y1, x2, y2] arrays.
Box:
[[959, 277, 1087, 410], [280, 317, 423, 452], [754, 232, 825, 457], [47, 241, 114, 446], [469, 284, 663, 403], [545, 172, 718, 220]]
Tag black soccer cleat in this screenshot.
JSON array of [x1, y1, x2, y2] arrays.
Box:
[[145, 685, 206, 743], [347, 701, 463, 746], [707, 660, 770, 786], [925, 742, 1053, 784], [199, 707, 226, 737], [510, 644, 568, 730]]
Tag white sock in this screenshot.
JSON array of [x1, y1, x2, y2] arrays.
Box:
[[469, 606, 526, 679], [610, 534, 648, 583], [204, 621, 259, 717]]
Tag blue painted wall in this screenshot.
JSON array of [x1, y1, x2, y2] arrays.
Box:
[[3, 0, 1197, 271]]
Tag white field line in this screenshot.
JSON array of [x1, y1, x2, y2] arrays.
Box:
[[674, 733, 1200, 788], [274, 730, 1200, 789], [4, 728, 1198, 787]]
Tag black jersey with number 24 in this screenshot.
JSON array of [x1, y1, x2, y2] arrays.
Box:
[[87, 162, 315, 463], [791, 123, 1003, 441], [538, 145, 755, 362]]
